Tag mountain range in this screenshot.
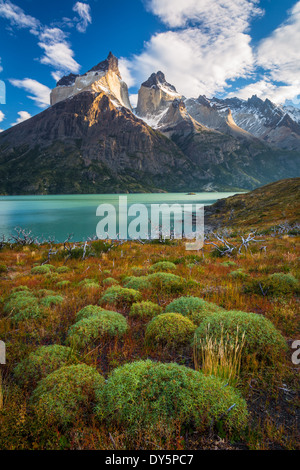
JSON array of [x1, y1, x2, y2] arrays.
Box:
[[0, 52, 299, 195]]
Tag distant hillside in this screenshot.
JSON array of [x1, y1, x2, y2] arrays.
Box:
[[205, 178, 300, 230]]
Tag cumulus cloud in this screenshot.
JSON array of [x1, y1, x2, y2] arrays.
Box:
[[73, 2, 92, 33], [146, 0, 262, 30], [230, 2, 300, 105], [11, 111, 31, 126], [228, 79, 300, 105], [0, 110, 5, 122], [10, 78, 51, 108], [256, 2, 300, 87], [129, 94, 138, 108], [124, 0, 262, 98]]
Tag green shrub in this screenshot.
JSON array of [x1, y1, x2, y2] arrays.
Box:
[[14, 345, 77, 388], [79, 279, 100, 289], [56, 266, 71, 274], [130, 266, 147, 276], [11, 286, 31, 293], [149, 261, 176, 273], [56, 280, 70, 289], [129, 301, 162, 320], [194, 310, 287, 364], [100, 286, 142, 309], [103, 277, 119, 287], [96, 360, 248, 434], [229, 269, 248, 280], [165, 296, 224, 325], [246, 273, 299, 296], [31, 265, 54, 275], [221, 261, 237, 267], [40, 295, 64, 307], [123, 276, 151, 291], [145, 313, 196, 348], [75, 305, 105, 322], [147, 272, 185, 293], [31, 364, 105, 427], [67, 311, 129, 349], [36, 289, 56, 298], [3, 291, 42, 322]]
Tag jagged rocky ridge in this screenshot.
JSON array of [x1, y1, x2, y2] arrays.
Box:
[[0, 54, 299, 195]]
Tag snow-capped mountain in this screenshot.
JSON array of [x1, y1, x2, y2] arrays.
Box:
[[190, 95, 300, 151], [51, 52, 132, 110]]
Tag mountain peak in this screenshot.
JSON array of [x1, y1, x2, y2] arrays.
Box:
[[87, 51, 121, 78], [141, 71, 178, 94]]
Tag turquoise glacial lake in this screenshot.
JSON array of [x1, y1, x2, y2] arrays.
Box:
[[0, 192, 238, 242]]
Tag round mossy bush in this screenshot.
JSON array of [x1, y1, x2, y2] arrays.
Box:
[[67, 310, 129, 349], [56, 266, 71, 274], [149, 261, 176, 273], [31, 265, 54, 275], [194, 310, 288, 364], [3, 291, 42, 322], [102, 277, 119, 287], [129, 301, 162, 320], [30, 364, 105, 427], [165, 296, 224, 325], [147, 272, 185, 293], [247, 273, 299, 296], [14, 345, 77, 388], [96, 360, 248, 434], [145, 313, 196, 348], [75, 305, 105, 322], [56, 280, 70, 289], [123, 276, 151, 291], [40, 295, 64, 307], [79, 279, 100, 289], [100, 286, 142, 308]]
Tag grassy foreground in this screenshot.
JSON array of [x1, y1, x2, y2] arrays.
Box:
[[0, 230, 299, 450]]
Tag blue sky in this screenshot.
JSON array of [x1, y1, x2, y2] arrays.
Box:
[[0, 0, 300, 131]]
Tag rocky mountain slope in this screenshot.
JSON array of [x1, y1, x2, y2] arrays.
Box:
[[0, 54, 299, 195], [136, 72, 300, 190], [205, 177, 300, 230], [191, 95, 300, 151]]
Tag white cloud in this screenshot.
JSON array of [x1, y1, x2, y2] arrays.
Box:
[[0, 0, 40, 32], [0, 57, 3, 73], [127, 27, 255, 98], [125, 0, 262, 98], [119, 58, 136, 88], [73, 2, 92, 33], [51, 71, 64, 82], [10, 78, 51, 108], [0, 2, 80, 75], [129, 94, 138, 108], [228, 79, 300, 105], [11, 111, 31, 126], [257, 2, 300, 87], [38, 38, 80, 74], [0, 110, 5, 122], [146, 0, 262, 30]]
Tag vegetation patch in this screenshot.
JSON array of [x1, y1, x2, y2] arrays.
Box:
[[149, 261, 177, 273], [165, 296, 224, 325], [99, 286, 142, 309], [194, 310, 287, 365], [245, 272, 299, 296], [14, 345, 77, 388], [147, 272, 185, 293], [129, 301, 162, 320], [96, 360, 248, 435], [30, 364, 105, 427], [67, 311, 129, 349], [75, 305, 105, 322], [123, 275, 151, 291], [145, 313, 196, 349]]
